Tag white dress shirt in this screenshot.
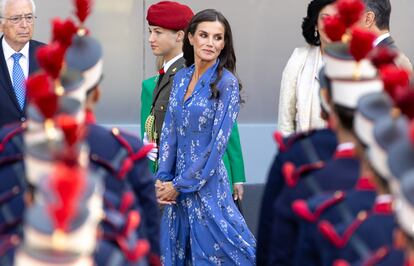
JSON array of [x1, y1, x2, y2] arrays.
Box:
[[2, 37, 30, 84], [162, 52, 183, 72], [373, 32, 391, 47]]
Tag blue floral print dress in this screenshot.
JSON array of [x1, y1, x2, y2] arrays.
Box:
[[156, 60, 256, 265]]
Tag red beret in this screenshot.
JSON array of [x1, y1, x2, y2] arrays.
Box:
[[146, 1, 194, 31]]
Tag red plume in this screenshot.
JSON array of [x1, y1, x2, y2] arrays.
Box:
[[55, 115, 86, 147], [369, 47, 398, 69], [36, 42, 66, 79], [48, 163, 86, 231], [379, 64, 410, 100], [74, 0, 92, 24], [52, 17, 77, 48], [26, 72, 58, 119], [336, 0, 365, 27], [394, 89, 414, 120], [349, 27, 376, 61], [323, 15, 347, 42]]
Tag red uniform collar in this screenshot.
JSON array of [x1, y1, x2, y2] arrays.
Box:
[[373, 195, 393, 214], [355, 176, 376, 190], [334, 143, 356, 159]]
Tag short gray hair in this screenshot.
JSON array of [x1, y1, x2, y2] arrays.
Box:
[[0, 0, 36, 21]]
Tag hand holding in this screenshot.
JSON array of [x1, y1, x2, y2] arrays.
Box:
[[233, 183, 244, 201]]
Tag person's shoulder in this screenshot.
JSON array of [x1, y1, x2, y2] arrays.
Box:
[[222, 68, 236, 78], [29, 39, 45, 48], [218, 69, 239, 96], [289, 45, 314, 60], [142, 75, 157, 88], [174, 66, 190, 79], [143, 75, 157, 83], [282, 45, 315, 76], [275, 128, 336, 153], [88, 124, 143, 150]]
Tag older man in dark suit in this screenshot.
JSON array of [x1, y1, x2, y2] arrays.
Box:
[[360, 0, 412, 71], [0, 0, 43, 127]]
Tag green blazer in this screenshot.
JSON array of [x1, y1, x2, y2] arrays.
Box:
[[140, 76, 246, 190]]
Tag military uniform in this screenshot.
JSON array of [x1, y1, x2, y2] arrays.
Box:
[[266, 143, 360, 265], [0, 124, 25, 266], [294, 177, 377, 266], [0, 115, 159, 265], [87, 116, 160, 258], [0, 124, 26, 237], [256, 128, 337, 265], [319, 196, 395, 265], [146, 57, 186, 146], [0, 43, 160, 266]]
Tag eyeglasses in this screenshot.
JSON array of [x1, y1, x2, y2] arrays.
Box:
[[1, 14, 36, 25]]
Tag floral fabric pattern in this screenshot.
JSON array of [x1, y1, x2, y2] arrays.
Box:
[[156, 60, 256, 265]]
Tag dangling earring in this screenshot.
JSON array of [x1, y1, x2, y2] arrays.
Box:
[[314, 28, 320, 45]]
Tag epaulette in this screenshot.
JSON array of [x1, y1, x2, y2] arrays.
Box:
[[318, 210, 369, 248], [273, 129, 316, 152], [292, 191, 345, 222], [282, 160, 325, 187], [111, 128, 154, 179], [0, 123, 25, 153]]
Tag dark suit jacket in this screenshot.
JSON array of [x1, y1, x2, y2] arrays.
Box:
[[151, 57, 186, 145], [0, 36, 44, 128], [376, 35, 397, 49]]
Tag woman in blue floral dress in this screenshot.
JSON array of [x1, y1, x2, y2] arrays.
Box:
[[155, 9, 256, 266]]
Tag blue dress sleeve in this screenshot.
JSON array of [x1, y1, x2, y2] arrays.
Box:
[[155, 80, 178, 182], [172, 76, 240, 193]]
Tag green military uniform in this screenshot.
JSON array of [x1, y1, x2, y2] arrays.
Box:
[[140, 75, 246, 191]]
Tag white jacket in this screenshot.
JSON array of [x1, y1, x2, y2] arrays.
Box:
[[277, 45, 326, 136]]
